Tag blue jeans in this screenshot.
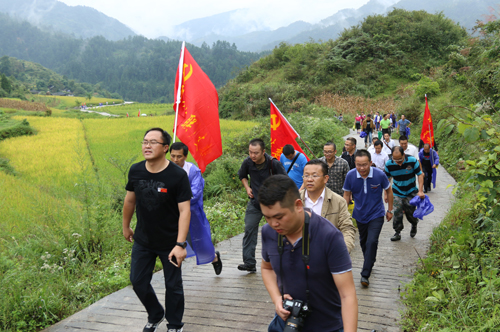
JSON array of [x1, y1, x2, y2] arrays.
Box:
[[357, 217, 384, 278], [268, 314, 344, 332], [364, 131, 373, 145], [130, 242, 184, 329], [242, 201, 264, 266]]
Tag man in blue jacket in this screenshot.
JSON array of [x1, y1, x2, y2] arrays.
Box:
[[418, 143, 439, 193], [170, 142, 222, 275]]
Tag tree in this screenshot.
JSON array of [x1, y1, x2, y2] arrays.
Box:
[[0, 74, 12, 94]]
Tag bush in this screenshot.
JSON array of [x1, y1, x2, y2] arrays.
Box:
[[0, 119, 36, 141]]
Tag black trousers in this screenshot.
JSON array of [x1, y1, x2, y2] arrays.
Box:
[[357, 217, 385, 278], [423, 166, 433, 190], [130, 242, 184, 329]]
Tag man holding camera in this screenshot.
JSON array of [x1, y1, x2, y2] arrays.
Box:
[[260, 175, 358, 332]]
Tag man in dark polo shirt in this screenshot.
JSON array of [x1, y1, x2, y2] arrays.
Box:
[[343, 150, 394, 287], [341, 137, 357, 170], [384, 146, 425, 241], [237, 138, 287, 272], [260, 175, 358, 332], [122, 128, 192, 332]]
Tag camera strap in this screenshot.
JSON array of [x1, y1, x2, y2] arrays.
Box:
[[278, 211, 310, 305]]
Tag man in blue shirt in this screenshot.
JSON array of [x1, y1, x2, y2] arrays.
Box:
[[260, 175, 358, 332], [343, 150, 394, 287], [384, 146, 425, 241], [280, 144, 307, 188], [397, 115, 412, 137]]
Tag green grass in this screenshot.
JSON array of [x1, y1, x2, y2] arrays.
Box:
[[400, 190, 500, 331]]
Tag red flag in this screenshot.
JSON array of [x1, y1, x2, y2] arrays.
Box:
[[270, 103, 308, 160], [420, 95, 435, 148], [173, 45, 222, 173], [138, 110, 141, 117], [126, 112, 129, 118]]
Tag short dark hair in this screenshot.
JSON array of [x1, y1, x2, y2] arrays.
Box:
[[144, 127, 171, 146], [305, 159, 328, 176], [249, 138, 265, 151], [399, 135, 408, 142], [372, 137, 378, 142], [283, 144, 294, 156], [423, 143, 431, 148], [258, 175, 300, 210], [170, 142, 188, 156], [366, 114, 371, 118], [324, 142, 337, 151], [374, 140, 383, 147], [355, 149, 371, 162], [346, 137, 357, 146], [392, 146, 405, 156]]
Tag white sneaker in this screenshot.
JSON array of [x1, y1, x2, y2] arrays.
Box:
[[167, 328, 183, 332]]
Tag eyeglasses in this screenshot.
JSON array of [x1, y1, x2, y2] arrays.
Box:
[[393, 158, 404, 162], [323, 150, 335, 155], [141, 140, 164, 146], [302, 174, 323, 179]]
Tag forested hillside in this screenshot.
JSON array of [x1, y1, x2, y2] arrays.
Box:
[[219, 9, 467, 119], [0, 13, 263, 102], [0, 56, 119, 100]]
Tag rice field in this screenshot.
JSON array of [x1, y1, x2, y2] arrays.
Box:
[[0, 114, 256, 238], [1, 117, 94, 196]]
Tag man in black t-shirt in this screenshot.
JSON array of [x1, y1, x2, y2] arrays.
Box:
[[123, 128, 192, 332], [237, 138, 287, 272]]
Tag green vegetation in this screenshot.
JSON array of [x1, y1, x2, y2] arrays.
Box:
[[219, 9, 467, 119], [0, 12, 264, 103], [397, 18, 500, 331], [0, 56, 122, 100]]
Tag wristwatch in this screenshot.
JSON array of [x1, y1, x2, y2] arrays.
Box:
[[175, 241, 187, 249], [387, 210, 394, 214]]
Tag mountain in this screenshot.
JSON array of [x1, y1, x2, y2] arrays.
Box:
[[394, 0, 499, 31], [175, 0, 496, 52], [171, 9, 271, 41], [0, 0, 136, 41], [0, 13, 263, 103]]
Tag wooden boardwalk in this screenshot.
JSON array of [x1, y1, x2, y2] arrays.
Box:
[[43, 132, 456, 332]]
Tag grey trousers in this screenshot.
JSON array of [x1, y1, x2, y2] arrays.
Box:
[[242, 201, 264, 266]]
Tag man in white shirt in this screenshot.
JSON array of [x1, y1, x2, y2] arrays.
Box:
[[381, 132, 395, 155], [367, 137, 379, 154], [399, 135, 419, 160], [370, 141, 389, 171], [300, 159, 356, 253]]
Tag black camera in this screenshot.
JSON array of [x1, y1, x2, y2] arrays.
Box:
[[282, 299, 310, 331]]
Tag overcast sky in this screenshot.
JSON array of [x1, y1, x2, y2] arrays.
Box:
[[58, 0, 372, 38]]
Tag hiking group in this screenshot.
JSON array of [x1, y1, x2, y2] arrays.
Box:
[[123, 123, 437, 332]]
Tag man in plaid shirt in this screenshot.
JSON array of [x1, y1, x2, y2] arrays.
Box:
[[318, 142, 350, 197]]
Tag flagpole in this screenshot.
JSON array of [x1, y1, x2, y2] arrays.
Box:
[[269, 98, 317, 159], [173, 41, 186, 144]]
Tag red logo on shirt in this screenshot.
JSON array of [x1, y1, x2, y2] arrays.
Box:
[[158, 188, 168, 193]]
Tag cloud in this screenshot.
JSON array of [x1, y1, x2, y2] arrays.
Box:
[[58, 0, 370, 38]]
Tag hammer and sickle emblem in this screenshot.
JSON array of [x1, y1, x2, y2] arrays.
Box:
[[271, 114, 281, 131], [183, 64, 193, 82]]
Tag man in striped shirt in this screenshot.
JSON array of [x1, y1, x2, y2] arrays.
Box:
[[384, 146, 425, 241]]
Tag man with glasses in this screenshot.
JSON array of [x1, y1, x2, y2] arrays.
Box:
[[300, 159, 356, 253], [341, 137, 357, 170], [122, 128, 192, 332], [384, 146, 425, 242], [237, 138, 287, 272], [343, 150, 394, 287], [318, 142, 350, 197]]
